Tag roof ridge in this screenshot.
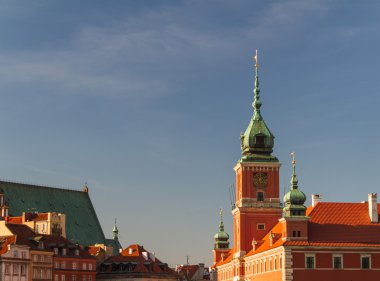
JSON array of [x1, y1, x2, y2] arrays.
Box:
[[0, 179, 84, 193]]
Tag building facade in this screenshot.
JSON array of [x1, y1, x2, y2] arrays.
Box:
[[211, 53, 380, 281], [0, 236, 30, 281]]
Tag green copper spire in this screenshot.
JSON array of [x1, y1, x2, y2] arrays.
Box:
[[112, 218, 119, 240], [283, 153, 307, 217], [240, 50, 277, 162], [253, 49, 262, 121], [214, 208, 230, 250]]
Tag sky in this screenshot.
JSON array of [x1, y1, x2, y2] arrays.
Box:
[[0, 0, 379, 267]]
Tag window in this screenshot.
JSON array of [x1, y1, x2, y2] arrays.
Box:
[[72, 275, 77, 281], [54, 248, 59, 255], [61, 261, 66, 269], [305, 255, 315, 269], [257, 192, 264, 202], [33, 269, 38, 279], [82, 263, 87, 270], [75, 249, 79, 256], [13, 264, 18, 274], [333, 255, 343, 269], [88, 264, 93, 270], [21, 265, 26, 275], [13, 250, 18, 257], [55, 275, 59, 281], [55, 262, 60, 269], [47, 269, 51, 279], [82, 276, 87, 281], [38, 241, 44, 249], [5, 264, 10, 275], [88, 276, 92, 281], [33, 255, 38, 262], [61, 275, 66, 281], [62, 248, 67, 255], [46, 256, 52, 263], [292, 230, 301, 237], [361, 255, 371, 269], [257, 223, 265, 230], [39, 255, 44, 262], [72, 262, 77, 270], [22, 251, 27, 259]]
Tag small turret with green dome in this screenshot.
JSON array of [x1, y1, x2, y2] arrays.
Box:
[[240, 50, 278, 163], [214, 209, 230, 249], [283, 153, 307, 217]]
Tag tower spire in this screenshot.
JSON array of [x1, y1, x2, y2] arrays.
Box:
[[253, 49, 262, 121], [219, 208, 224, 231], [290, 152, 299, 190], [113, 218, 119, 240], [240, 49, 277, 161]]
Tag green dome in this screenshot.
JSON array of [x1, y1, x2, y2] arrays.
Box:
[[214, 230, 229, 240], [283, 189, 306, 205]]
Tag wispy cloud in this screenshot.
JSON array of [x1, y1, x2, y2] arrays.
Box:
[[0, 1, 331, 100]]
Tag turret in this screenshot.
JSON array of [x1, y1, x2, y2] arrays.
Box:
[[213, 209, 230, 265], [283, 152, 307, 217], [214, 209, 229, 249], [280, 153, 309, 241]]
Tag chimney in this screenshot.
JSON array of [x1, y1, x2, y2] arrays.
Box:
[[368, 193, 378, 223], [312, 194, 321, 207]]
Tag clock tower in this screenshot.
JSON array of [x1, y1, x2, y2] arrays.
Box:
[[233, 51, 282, 257]]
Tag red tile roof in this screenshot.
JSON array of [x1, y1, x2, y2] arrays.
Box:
[[307, 202, 380, 243], [177, 265, 199, 279], [2, 223, 95, 259], [99, 244, 176, 277], [215, 202, 380, 267]]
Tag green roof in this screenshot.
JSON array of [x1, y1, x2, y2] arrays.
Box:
[[0, 180, 106, 246]]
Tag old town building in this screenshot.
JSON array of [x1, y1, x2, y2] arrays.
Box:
[[97, 244, 178, 281], [0, 236, 30, 281], [211, 52, 380, 281], [0, 222, 97, 281]]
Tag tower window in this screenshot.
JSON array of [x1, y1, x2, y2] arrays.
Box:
[[257, 223, 265, 230], [257, 192, 264, 202], [292, 230, 301, 237]]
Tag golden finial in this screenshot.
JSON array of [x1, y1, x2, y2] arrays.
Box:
[[290, 152, 296, 166], [219, 208, 223, 219], [252, 49, 259, 68]]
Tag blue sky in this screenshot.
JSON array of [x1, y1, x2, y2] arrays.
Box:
[[0, 0, 379, 266]]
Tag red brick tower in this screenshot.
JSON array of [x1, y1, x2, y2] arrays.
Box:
[[233, 50, 282, 258]]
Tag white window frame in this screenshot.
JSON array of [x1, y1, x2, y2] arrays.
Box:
[[305, 254, 316, 269], [361, 254, 371, 269], [332, 254, 343, 269]]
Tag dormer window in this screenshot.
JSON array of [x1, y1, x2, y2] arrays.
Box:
[[38, 241, 44, 249], [62, 248, 67, 255], [54, 248, 59, 255], [75, 249, 79, 256]]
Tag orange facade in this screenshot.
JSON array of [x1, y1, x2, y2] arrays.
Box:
[[233, 163, 282, 255]]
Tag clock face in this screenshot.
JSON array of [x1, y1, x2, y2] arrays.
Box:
[[253, 172, 268, 188]]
